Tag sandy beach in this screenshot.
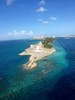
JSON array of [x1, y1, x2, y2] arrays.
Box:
[[19, 42, 56, 69]]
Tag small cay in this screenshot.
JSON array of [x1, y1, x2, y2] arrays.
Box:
[[19, 38, 56, 69]]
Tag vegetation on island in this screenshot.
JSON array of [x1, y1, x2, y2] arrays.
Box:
[[42, 37, 55, 48]]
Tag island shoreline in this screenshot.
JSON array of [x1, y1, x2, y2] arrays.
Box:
[[19, 41, 56, 69]]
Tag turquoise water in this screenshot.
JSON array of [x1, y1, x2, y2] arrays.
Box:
[[0, 39, 69, 100]]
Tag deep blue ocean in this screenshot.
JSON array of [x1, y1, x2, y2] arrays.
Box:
[[0, 38, 75, 100]]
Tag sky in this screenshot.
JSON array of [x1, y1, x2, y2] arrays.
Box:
[[0, 0, 75, 40]]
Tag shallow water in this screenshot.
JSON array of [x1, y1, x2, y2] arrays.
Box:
[[0, 38, 75, 100]]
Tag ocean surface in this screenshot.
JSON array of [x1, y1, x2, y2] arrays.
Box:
[[0, 38, 75, 100]]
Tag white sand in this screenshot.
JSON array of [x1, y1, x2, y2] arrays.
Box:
[[19, 42, 56, 69]]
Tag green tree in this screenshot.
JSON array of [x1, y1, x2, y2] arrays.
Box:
[[42, 37, 55, 48]]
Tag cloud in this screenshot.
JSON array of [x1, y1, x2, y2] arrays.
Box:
[[37, 16, 57, 24], [8, 30, 26, 37], [8, 30, 34, 38], [28, 30, 34, 36], [37, 19, 43, 22], [20, 30, 27, 35], [39, 0, 46, 5], [6, 0, 15, 6], [49, 16, 57, 21], [42, 20, 49, 24], [36, 6, 47, 12], [37, 19, 49, 24], [8, 32, 12, 36]]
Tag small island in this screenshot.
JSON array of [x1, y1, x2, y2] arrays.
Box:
[[19, 38, 56, 69]]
